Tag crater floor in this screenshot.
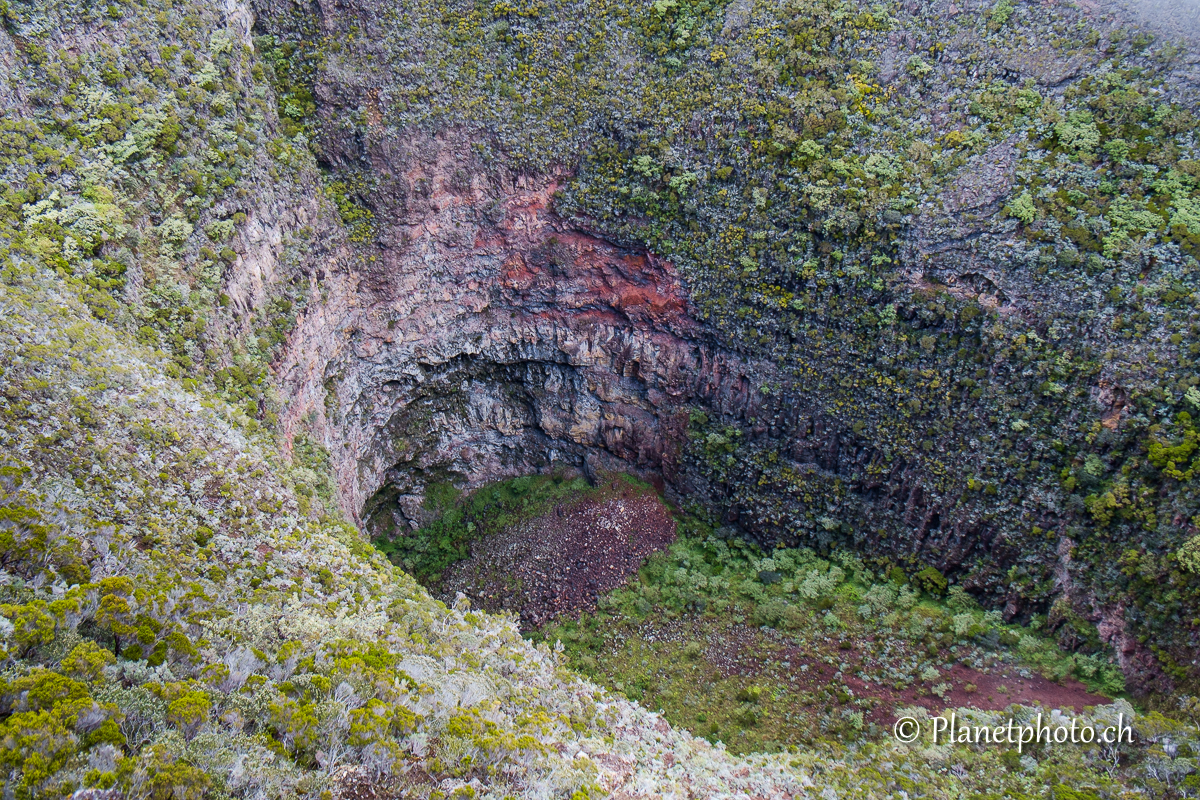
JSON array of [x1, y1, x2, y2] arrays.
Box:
[[439, 479, 678, 627], [389, 475, 1121, 755]]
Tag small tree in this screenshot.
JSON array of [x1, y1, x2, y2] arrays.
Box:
[[95, 593, 136, 655]]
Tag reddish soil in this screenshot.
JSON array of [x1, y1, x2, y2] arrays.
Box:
[[883, 664, 1110, 719], [702, 623, 1112, 726], [440, 484, 677, 627]]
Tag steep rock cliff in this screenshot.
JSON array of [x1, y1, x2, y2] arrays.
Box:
[[242, 0, 1200, 693], [272, 135, 719, 528]]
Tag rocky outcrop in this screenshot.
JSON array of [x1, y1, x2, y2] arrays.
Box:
[[274, 133, 763, 534], [243, 0, 1200, 695]]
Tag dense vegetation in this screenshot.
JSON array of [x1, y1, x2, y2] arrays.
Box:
[[0, 0, 1198, 795], [251, 0, 1200, 692], [380, 473, 1200, 796], [539, 528, 1127, 752]]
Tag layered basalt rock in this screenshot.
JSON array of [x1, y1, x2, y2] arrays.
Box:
[[273, 135, 767, 535], [270, 130, 1004, 588]]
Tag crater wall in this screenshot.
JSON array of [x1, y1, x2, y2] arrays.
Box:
[[273, 135, 762, 534]]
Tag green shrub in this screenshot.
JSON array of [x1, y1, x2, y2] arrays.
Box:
[[60, 640, 116, 681], [912, 567, 948, 596]]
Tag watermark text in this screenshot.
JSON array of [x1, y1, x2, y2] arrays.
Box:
[[892, 712, 1132, 753]]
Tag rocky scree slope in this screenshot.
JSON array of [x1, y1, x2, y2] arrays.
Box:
[[250, 0, 1200, 695]]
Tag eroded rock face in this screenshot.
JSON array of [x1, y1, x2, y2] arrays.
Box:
[[245, 0, 1200, 695], [263, 128, 1052, 596], [275, 134, 767, 534], [271, 130, 1012, 601]]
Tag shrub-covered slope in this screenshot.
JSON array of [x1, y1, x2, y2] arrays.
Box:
[[1, 263, 1195, 800], [0, 0, 1199, 794], [0, 5, 801, 795], [0, 266, 823, 797]]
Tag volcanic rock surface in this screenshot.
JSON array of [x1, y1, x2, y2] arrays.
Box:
[[271, 135, 768, 532], [237, 0, 1200, 694]]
